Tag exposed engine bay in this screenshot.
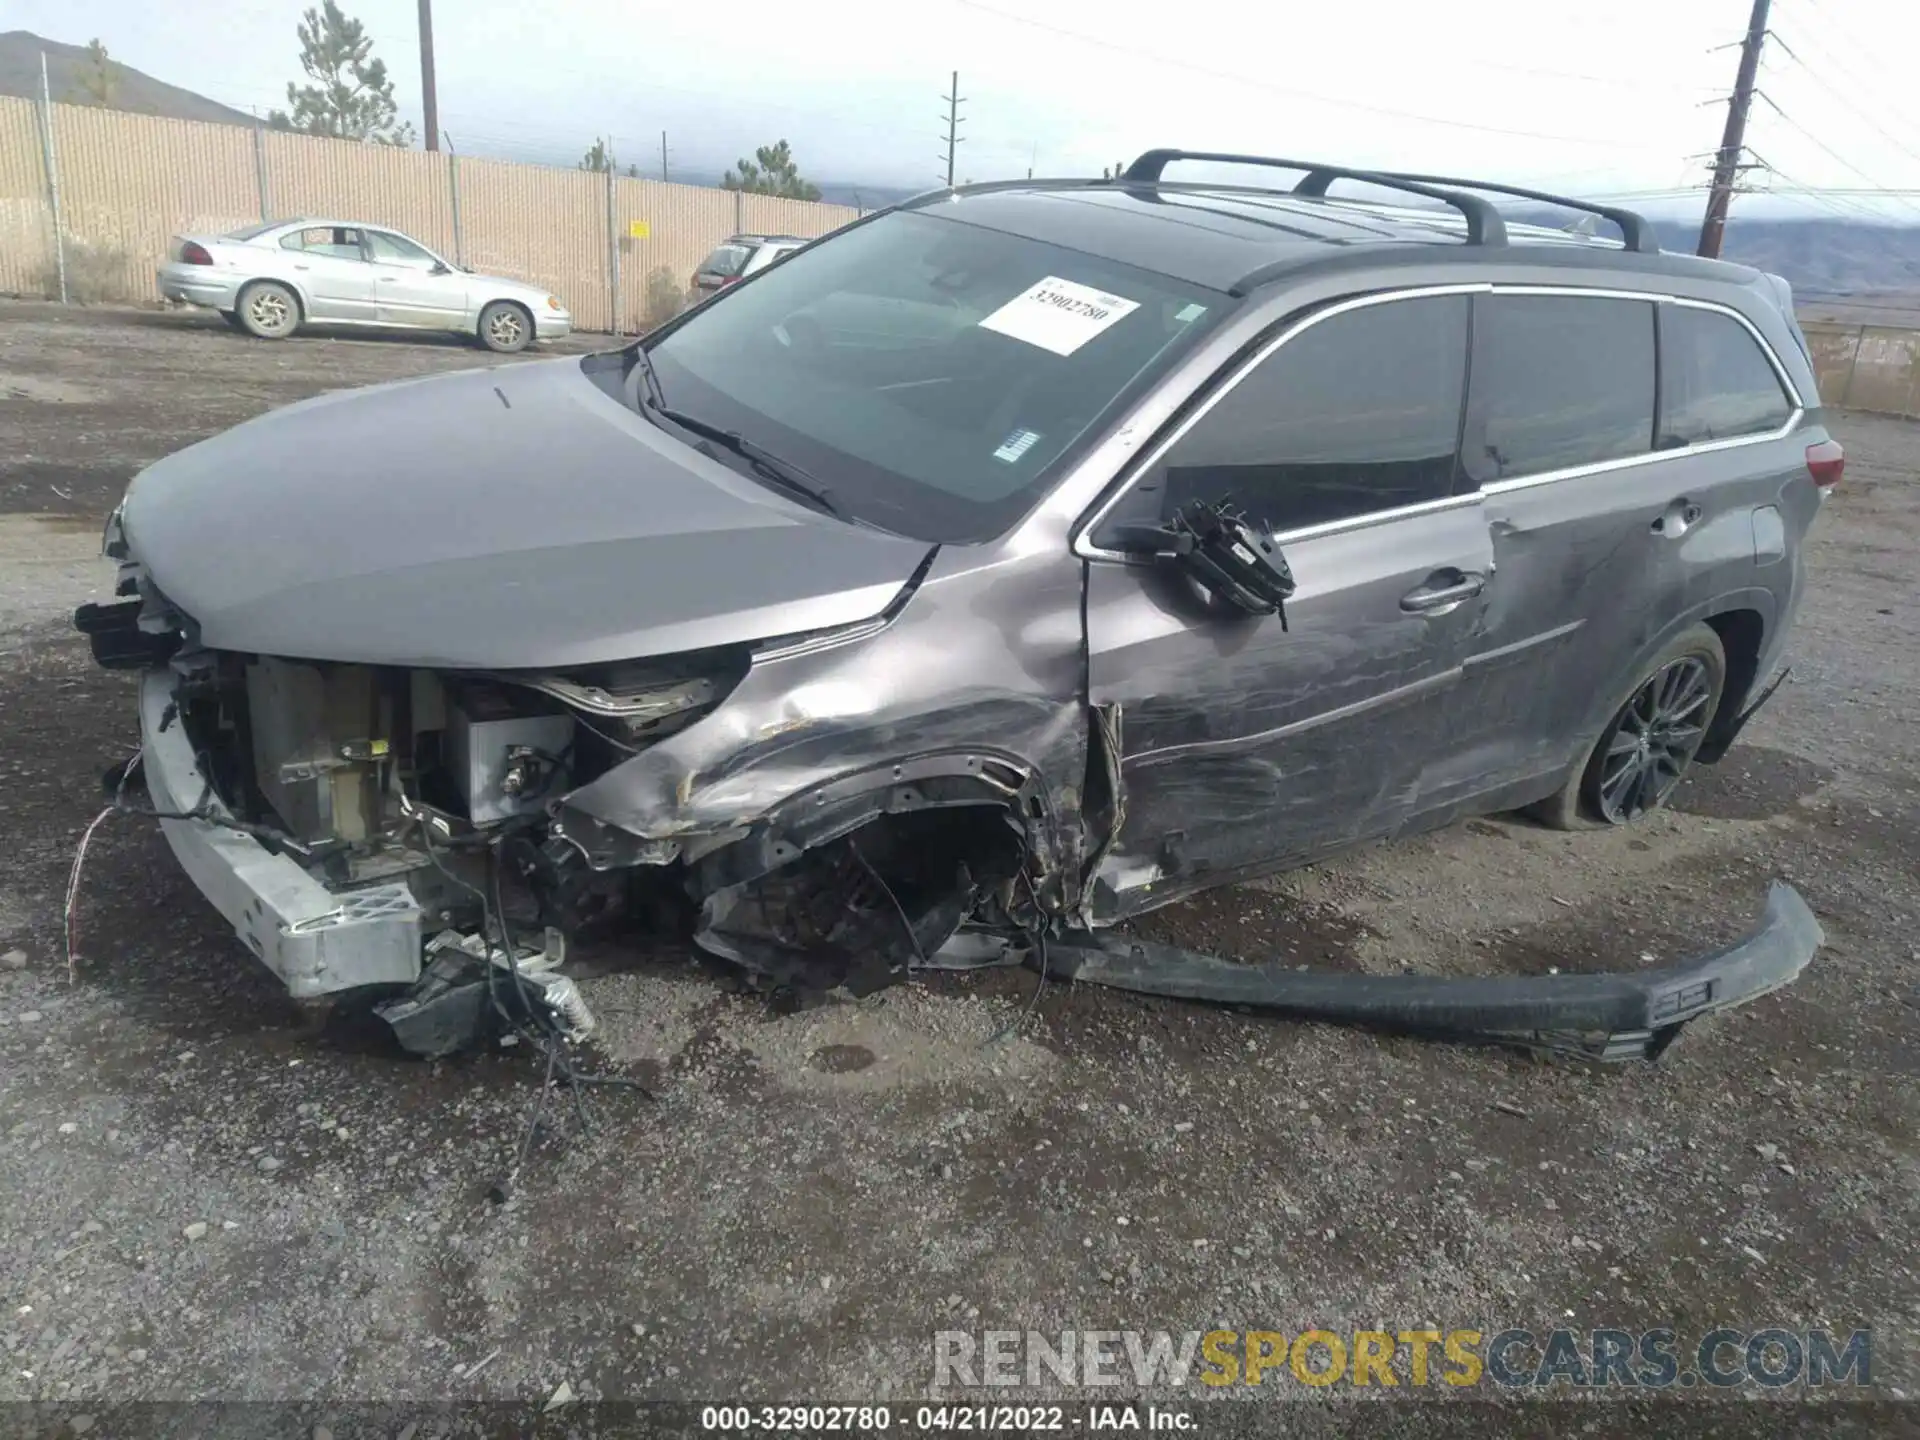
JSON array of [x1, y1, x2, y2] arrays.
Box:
[[88, 591, 1039, 1055]]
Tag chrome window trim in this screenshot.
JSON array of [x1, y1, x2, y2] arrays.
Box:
[[1071, 283, 1805, 563]]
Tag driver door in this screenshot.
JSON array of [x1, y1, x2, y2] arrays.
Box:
[[1081, 291, 1493, 920]]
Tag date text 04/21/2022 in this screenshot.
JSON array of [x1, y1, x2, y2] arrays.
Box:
[[699, 1404, 1193, 1431]]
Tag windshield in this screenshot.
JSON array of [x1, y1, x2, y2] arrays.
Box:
[[638, 210, 1228, 543]]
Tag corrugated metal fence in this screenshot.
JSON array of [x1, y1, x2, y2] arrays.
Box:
[[0, 94, 861, 333], [1801, 321, 1920, 419]]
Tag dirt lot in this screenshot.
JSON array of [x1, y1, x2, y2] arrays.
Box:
[[0, 301, 1915, 1430]]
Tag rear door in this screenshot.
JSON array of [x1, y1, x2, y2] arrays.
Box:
[[1420, 290, 1796, 817], [280, 226, 375, 321], [365, 228, 466, 330], [1081, 291, 1492, 919]]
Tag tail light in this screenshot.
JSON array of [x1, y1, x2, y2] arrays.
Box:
[[178, 241, 213, 266], [1804, 439, 1844, 490]]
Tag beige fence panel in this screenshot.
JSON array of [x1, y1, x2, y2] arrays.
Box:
[[612, 176, 737, 332], [49, 102, 257, 304], [738, 191, 859, 241], [459, 156, 609, 327], [0, 96, 52, 298], [1800, 322, 1861, 404], [263, 129, 456, 257]]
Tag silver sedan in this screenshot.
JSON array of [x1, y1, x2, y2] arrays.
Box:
[[155, 218, 573, 352]]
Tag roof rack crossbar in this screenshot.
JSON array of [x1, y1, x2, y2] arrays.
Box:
[[1122, 149, 1508, 247], [1363, 171, 1660, 253]]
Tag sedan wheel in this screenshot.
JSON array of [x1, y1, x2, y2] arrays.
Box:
[[479, 301, 531, 353], [239, 281, 299, 339], [1591, 656, 1715, 822]]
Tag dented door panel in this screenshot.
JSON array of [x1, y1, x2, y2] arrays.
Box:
[[1084, 500, 1494, 920]]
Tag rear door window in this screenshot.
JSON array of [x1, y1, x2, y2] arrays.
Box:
[[1658, 305, 1793, 446], [1465, 294, 1656, 483], [283, 226, 366, 261], [1095, 293, 1472, 541]]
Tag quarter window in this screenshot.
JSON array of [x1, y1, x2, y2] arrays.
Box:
[[1096, 294, 1471, 541], [1465, 294, 1655, 483], [1659, 306, 1793, 446]]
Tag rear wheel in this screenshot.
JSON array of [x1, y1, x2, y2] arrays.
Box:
[[478, 301, 532, 353], [1529, 623, 1726, 830], [236, 281, 299, 339]]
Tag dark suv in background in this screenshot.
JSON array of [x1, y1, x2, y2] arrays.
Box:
[[83, 149, 1836, 1059]]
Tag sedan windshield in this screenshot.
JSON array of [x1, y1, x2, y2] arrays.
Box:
[[637, 210, 1228, 542]]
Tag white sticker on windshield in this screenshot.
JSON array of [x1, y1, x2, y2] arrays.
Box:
[[978, 276, 1140, 356], [993, 428, 1042, 464], [1174, 302, 1208, 323]]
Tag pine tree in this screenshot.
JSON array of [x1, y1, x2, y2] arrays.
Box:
[[268, 1, 415, 146], [722, 141, 822, 202]]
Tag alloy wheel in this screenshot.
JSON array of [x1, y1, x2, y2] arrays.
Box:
[[488, 309, 525, 347], [249, 290, 291, 333], [1594, 655, 1713, 823]]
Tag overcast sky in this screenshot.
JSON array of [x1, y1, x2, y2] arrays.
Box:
[[14, 0, 1920, 221]]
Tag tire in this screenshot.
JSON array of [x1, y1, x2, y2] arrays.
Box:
[[1528, 623, 1727, 831], [235, 280, 300, 340], [478, 300, 533, 354]]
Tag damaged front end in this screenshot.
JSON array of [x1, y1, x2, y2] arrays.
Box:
[[85, 488, 1077, 1056]]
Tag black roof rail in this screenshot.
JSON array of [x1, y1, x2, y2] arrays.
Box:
[[1122, 149, 1508, 247], [1362, 171, 1660, 253]]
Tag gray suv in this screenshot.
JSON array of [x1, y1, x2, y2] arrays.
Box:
[[79, 150, 1836, 1059]]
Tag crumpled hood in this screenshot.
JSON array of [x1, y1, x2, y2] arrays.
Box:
[[118, 359, 934, 669]]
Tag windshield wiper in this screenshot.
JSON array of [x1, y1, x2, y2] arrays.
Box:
[[652, 405, 847, 521]]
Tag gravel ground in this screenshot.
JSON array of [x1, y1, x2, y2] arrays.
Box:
[[0, 301, 1914, 1432]]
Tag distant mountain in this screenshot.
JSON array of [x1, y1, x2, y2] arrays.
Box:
[[0, 30, 254, 125], [1688, 218, 1920, 295], [1507, 206, 1920, 294]]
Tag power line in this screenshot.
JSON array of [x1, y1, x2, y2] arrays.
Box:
[[1748, 98, 1920, 221], [1765, 32, 1920, 172], [946, 0, 1690, 151], [1783, 0, 1920, 102]]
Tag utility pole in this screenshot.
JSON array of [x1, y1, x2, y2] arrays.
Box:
[[661, 130, 670, 183], [939, 71, 964, 187], [418, 0, 440, 152], [1697, 0, 1771, 258]]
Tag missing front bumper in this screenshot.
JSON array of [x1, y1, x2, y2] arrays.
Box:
[[1033, 883, 1823, 1062], [138, 668, 424, 998]]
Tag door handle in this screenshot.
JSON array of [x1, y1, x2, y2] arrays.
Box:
[[1400, 570, 1487, 615], [1652, 499, 1704, 537], [292, 263, 310, 271], [378, 275, 399, 282]]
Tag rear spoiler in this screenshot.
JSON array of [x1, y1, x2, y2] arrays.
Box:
[[1761, 271, 1814, 366]]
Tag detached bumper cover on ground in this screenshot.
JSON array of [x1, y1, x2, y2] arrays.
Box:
[[1039, 883, 1823, 1061]]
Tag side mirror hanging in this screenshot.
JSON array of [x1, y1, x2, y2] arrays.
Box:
[[1108, 498, 1297, 628]]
